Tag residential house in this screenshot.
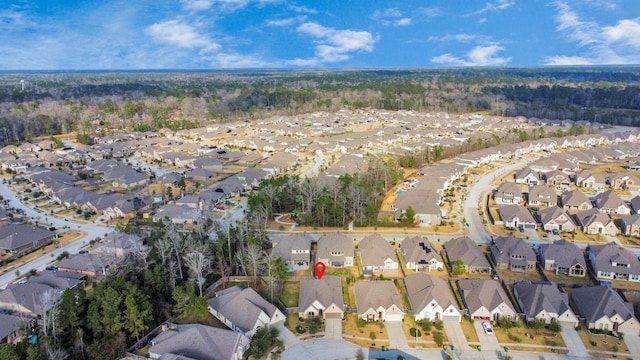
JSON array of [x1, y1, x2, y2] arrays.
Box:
[[608, 173, 640, 191], [458, 279, 517, 321], [57, 253, 118, 278], [405, 273, 461, 322], [316, 232, 354, 268], [0, 272, 83, 319], [90, 232, 144, 258], [148, 323, 249, 360], [357, 234, 398, 275], [152, 204, 201, 225], [208, 286, 285, 338], [575, 170, 606, 190], [528, 185, 558, 207], [101, 165, 149, 188], [572, 286, 640, 334], [538, 240, 587, 277], [354, 280, 404, 322], [575, 208, 620, 236], [514, 167, 539, 185], [0, 313, 26, 343], [392, 189, 441, 226], [444, 236, 492, 274], [490, 236, 536, 272], [400, 236, 443, 272], [494, 182, 523, 205], [270, 233, 313, 272], [560, 190, 593, 213], [0, 224, 56, 255], [594, 190, 631, 215], [538, 206, 577, 232], [589, 242, 640, 282], [499, 205, 538, 230], [514, 282, 579, 328], [620, 214, 640, 237], [298, 276, 344, 320], [630, 195, 640, 214], [543, 170, 572, 188]]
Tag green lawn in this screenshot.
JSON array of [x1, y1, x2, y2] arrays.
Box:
[[280, 281, 300, 307]]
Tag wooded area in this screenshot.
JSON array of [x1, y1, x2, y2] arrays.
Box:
[[0, 67, 639, 143]]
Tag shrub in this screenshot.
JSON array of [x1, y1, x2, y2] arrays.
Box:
[[419, 320, 432, 332], [508, 333, 522, 343], [434, 320, 443, 330], [433, 331, 444, 347], [409, 328, 421, 337]]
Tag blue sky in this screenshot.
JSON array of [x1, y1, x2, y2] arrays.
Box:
[[1, 0, 639, 70]]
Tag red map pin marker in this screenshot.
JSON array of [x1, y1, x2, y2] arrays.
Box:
[[314, 262, 326, 279]]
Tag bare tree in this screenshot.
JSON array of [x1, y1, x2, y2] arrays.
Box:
[[236, 241, 265, 287], [40, 288, 58, 338], [183, 248, 212, 296]]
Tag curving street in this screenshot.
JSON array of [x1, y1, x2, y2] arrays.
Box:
[[0, 181, 112, 289]]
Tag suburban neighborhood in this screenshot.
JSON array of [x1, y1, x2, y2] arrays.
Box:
[[1, 109, 640, 360]]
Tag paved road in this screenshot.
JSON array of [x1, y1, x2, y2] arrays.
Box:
[[464, 158, 539, 244], [0, 182, 112, 289]]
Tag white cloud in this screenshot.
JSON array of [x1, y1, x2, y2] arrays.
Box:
[[289, 5, 318, 14], [546, 2, 640, 64], [0, 10, 36, 30], [417, 7, 443, 18], [431, 45, 511, 66], [295, 22, 377, 64], [266, 16, 307, 27], [469, 0, 515, 15], [544, 55, 594, 65], [212, 52, 272, 68], [145, 20, 220, 52], [181, 0, 279, 11], [372, 8, 412, 27], [428, 34, 489, 43]]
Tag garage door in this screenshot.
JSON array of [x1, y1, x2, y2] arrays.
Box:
[[524, 224, 536, 229], [325, 312, 342, 319], [442, 315, 461, 322], [385, 314, 403, 322]]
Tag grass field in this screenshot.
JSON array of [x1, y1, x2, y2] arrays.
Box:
[[279, 281, 300, 307]]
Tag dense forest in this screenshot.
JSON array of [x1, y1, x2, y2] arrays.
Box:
[[0, 67, 639, 143]]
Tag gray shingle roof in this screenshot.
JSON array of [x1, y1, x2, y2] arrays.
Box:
[[0, 224, 56, 252], [498, 205, 537, 224], [354, 281, 402, 314], [572, 286, 635, 325], [458, 279, 516, 315], [514, 282, 572, 320], [149, 323, 247, 360], [560, 190, 592, 209], [539, 240, 586, 270], [400, 236, 440, 265], [445, 236, 491, 269], [589, 242, 640, 276], [316, 232, 353, 262], [404, 273, 458, 315], [358, 234, 396, 267], [208, 286, 279, 334], [298, 276, 344, 312], [270, 233, 313, 263], [491, 236, 536, 265]]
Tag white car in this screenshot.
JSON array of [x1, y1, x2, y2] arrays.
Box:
[[482, 322, 494, 336]]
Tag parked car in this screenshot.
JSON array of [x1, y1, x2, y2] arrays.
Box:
[[482, 322, 494, 336]]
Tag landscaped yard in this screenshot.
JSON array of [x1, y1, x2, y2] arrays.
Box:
[[543, 271, 595, 287], [577, 327, 628, 355], [285, 313, 325, 337], [493, 322, 566, 350], [401, 316, 448, 348], [342, 314, 389, 348], [279, 281, 300, 307], [459, 318, 479, 343], [495, 268, 545, 282]]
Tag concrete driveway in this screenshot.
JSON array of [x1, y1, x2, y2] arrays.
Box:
[[443, 321, 471, 351], [275, 322, 300, 349], [324, 318, 342, 340], [621, 330, 640, 359], [385, 320, 409, 349], [561, 327, 589, 358], [474, 321, 500, 352]]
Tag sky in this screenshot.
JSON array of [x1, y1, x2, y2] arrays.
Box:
[[1, 0, 640, 70]]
